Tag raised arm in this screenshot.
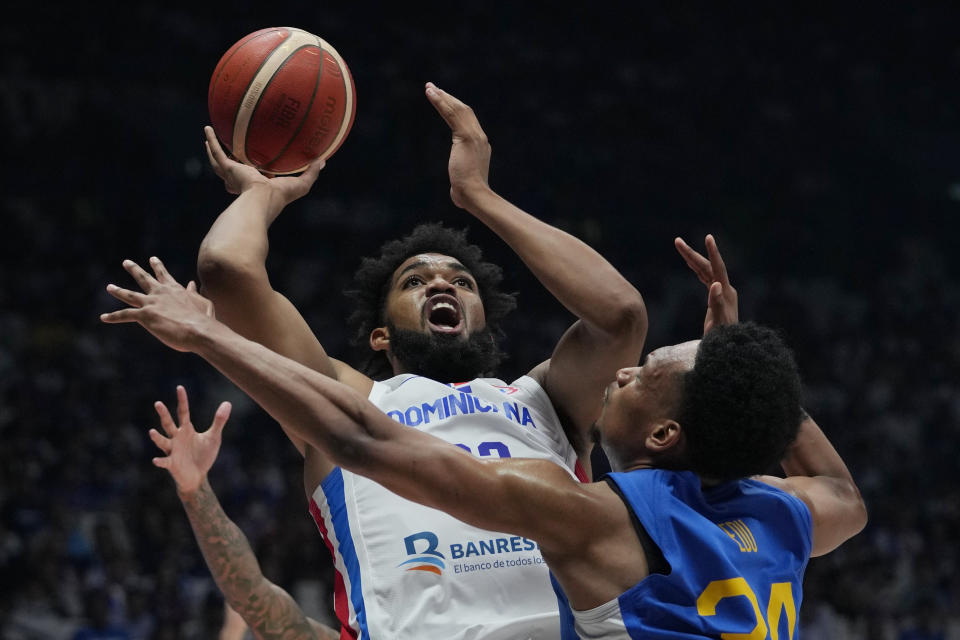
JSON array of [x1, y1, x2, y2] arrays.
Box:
[[149, 386, 339, 640], [757, 411, 867, 556], [675, 236, 866, 555], [198, 128, 372, 455], [425, 83, 647, 462]]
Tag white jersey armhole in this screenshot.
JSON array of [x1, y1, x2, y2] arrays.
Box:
[[572, 596, 627, 639]]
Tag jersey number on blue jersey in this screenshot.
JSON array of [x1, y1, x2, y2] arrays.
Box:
[[696, 577, 797, 640]]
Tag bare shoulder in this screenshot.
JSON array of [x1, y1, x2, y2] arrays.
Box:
[[541, 479, 635, 555], [525, 360, 550, 386], [752, 473, 793, 491], [330, 358, 374, 396], [544, 480, 651, 610], [753, 474, 813, 505]]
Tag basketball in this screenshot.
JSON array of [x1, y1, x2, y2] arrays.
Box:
[[208, 27, 357, 174]]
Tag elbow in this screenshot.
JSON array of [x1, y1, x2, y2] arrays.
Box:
[[608, 293, 648, 343], [197, 248, 261, 294], [850, 487, 868, 536], [836, 480, 868, 543]]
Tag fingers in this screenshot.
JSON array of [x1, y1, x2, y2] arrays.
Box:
[[204, 125, 228, 169], [104, 283, 146, 308], [176, 385, 191, 429], [708, 280, 738, 326], [184, 281, 217, 318], [204, 140, 218, 172], [154, 400, 178, 436], [148, 256, 179, 286], [425, 81, 453, 121], [708, 281, 725, 310], [149, 428, 172, 454], [298, 156, 326, 185], [425, 82, 485, 138], [704, 235, 730, 286], [210, 401, 232, 436], [705, 281, 725, 335], [203, 141, 218, 166], [102, 262, 163, 321], [674, 237, 713, 285], [122, 259, 159, 292], [106, 257, 177, 311], [99, 309, 139, 323], [152, 456, 172, 470]]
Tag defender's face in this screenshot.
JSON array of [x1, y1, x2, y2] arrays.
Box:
[[595, 340, 700, 450], [382, 253, 486, 338]]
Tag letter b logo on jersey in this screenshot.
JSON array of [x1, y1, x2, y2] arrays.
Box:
[[405, 531, 444, 558], [398, 531, 446, 575]]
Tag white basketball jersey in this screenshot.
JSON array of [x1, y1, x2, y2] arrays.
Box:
[[309, 374, 584, 639]]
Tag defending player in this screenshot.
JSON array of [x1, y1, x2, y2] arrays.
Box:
[[192, 82, 646, 638], [102, 236, 866, 638], [148, 385, 339, 640]]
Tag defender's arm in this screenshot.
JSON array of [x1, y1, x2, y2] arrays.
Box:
[[756, 411, 867, 556], [149, 387, 340, 640], [180, 480, 338, 640], [164, 309, 599, 551]]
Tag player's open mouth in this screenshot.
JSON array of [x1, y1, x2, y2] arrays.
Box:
[[425, 294, 464, 334]]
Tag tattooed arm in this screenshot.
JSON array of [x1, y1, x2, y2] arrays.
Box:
[[149, 386, 339, 640], [179, 479, 335, 639]]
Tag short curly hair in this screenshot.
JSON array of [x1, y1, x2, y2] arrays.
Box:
[[678, 322, 802, 482], [345, 223, 517, 378]]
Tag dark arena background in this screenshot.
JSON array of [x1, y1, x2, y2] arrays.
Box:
[[3, 3, 959, 638]]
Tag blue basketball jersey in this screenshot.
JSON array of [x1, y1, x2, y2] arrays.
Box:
[[554, 469, 812, 639]]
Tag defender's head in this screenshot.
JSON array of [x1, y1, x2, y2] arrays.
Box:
[[346, 223, 516, 381], [594, 322, 802, 481]]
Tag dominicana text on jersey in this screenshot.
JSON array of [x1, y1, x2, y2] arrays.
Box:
[[309, 374, 585, 640]]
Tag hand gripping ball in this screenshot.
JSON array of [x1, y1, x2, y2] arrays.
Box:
[[208, 27, 357, 174]]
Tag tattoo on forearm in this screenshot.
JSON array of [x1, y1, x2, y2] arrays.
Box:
[[180, 482, 319, 640]]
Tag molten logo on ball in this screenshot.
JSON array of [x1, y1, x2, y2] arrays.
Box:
[[305, 96, 338, 151], [208, 27, 357, 174]]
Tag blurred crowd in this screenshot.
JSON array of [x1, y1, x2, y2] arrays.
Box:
[[3, 3, 959, 639]]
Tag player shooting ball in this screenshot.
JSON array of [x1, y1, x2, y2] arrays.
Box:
[[106, 227, 865, 638]]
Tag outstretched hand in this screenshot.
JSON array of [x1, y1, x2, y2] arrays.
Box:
[[149, 385, 231, 494], [675, 234, 739, 334], [203, 126, 324, 206], [100, 257, 215, 353], [424, 82, 491, 209]]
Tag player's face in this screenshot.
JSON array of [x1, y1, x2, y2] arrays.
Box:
[[594, 341, 699, 467], [383, 253, 486, 338]]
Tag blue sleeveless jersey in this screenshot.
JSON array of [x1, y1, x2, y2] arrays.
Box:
[[554, 469, 812, 639]]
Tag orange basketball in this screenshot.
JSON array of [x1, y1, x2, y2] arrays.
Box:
[[208, 27, 357, 174]]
